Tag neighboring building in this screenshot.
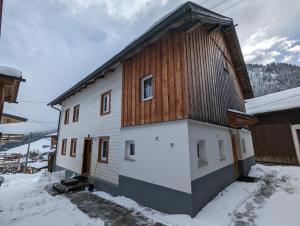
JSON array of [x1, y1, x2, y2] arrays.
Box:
[[0, 66, 26, 144], [0, 0, 3, 35], [45, 132, 57, 149], [49, 2, 256, 216], [246, 87, 300, 165]]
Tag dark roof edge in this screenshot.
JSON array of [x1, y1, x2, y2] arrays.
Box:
[[49, 1, 235, 106], [2, 113, 28, 122]]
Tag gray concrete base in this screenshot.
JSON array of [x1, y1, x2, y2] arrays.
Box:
[[238, 156, 256, 176], [55, 162, 254, 217], [191, 164, 237, 216]]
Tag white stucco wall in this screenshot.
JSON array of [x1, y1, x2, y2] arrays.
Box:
[[56, 65, 122, 185], [120, 120, 192, 194], [187, 120, 235, 181], [236, 129, 255, 161]]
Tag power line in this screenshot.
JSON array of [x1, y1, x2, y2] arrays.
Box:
[[220, 0, 248, 13], [18, 100, 49, 104], [210, 0, 232, 9]]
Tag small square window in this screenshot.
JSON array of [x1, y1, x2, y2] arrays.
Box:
[[141, 75, 153, 101], [125, 141, 135, 161], [242, 139, 247, 153], [218, 140, 226, 161], [61, 139, 67, 155], [73, 105, 80, 122], [64, 109, 70, 125], [197, 140, 207, 167], [70, 138, 77, 157], [100, 91, 111, 115], [98, 137, 109, 163]]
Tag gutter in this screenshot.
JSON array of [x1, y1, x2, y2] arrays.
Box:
[[50, 105, 61, 172]]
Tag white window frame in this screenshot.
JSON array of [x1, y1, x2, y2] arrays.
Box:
[[242, 138, 247, 153], [141, 74, 153, 101], [218, 139, 226, 161], [125, 140, 135, 161], [197, 140, 208, 167], [103, 94, 110, 113]]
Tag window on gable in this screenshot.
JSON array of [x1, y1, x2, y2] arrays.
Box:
[[218, 140, 226, 161], [61, 139, 67, 155], [242, 138, 247, 153], [125, 140, 135, 161], [70, 138, 77, 157], [197, 140, 207, 167], [64, 109, 70, 124], [100, 90, 111, 115], [141, 75, 153, 101], [98, 137, 109, 163], [73, 105, 80, 122]]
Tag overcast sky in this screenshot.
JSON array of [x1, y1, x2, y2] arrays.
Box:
[[1, 0, 300, 133]]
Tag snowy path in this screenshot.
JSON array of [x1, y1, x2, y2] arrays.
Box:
[[1, 164, 300, 226]]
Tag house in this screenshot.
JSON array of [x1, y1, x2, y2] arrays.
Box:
[[0, 66, 26, 144], [49, 2, 256, 217], [45, 132, 58, 149], [246, 87, 300, 165]]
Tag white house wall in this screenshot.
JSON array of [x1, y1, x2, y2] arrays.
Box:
[[56, 65, 122, 185], [236, 129, 255, 161], [120, 120, 192, 194], [187, 120, 235, 181]]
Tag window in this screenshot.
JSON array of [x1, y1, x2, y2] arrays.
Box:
[[125, 140, 135, 161], [141, 75, 153, 101], [242, 139, 247, 153], [100, 90, 111, 115], [218, 140, 226, 161], [61, 139, 67, 155], [70, 138, 77, 157], [197, 140, 207, 167], [98, 137, 109, 163], [73, 105, 80, 122], [64, 109, 70, 124]]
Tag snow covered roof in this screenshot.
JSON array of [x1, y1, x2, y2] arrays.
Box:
[[45, 132, 57, 137], [0, 66, 23, 78], [3, 138, 53, 155], [27, 161, 48, 169], [245, 87, 300, 115]]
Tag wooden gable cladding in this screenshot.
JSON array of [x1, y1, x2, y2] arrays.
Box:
[[122, 32, 188, 127], [184, 26, 245, 126]]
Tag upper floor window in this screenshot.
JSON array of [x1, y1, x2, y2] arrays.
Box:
[[98, 137, 109, 163], [73, 105, 80, 122], [70, 138, 77, 157], [141, 75, 153, 101], [64, 109, 70, 124], [61, 139, 67, 155], [100, 90, 111, 115]]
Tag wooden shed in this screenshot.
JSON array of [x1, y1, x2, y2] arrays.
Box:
[[246, 87, 300, 165]]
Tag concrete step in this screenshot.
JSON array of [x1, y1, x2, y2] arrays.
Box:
[[61, 178, 80, 186]]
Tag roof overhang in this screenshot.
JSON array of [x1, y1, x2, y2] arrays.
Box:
[[1, 113, 28, 124], [227, 109, 258, 128], [49, 1, 253, 106], [0, 0, 3, 36]]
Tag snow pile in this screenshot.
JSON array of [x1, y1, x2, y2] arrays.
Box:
[[27, 161, 48, 169], [246, 87, 300, 114], [0, 66, 22, 77], [0, 172, 103, 226], [3, 138, 53, 155]]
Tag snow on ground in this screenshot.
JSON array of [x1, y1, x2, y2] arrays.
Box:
[[0, 172, 103, 226], [27, 161, 48, 169], [3, 138, 52, 155], [1, 164, 300, 226]]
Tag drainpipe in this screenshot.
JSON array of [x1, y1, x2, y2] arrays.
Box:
[[50, 105, 61, 172]]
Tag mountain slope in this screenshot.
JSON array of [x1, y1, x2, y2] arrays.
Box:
[[247, 63, 300, 97]]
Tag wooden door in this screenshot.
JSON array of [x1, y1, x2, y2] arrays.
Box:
[[231, 135, 240, 177], [82, 139, 92, 176]]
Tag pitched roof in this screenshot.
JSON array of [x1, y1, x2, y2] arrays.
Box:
[[245, 87, 300, 115], [49, 1, 253, 106]]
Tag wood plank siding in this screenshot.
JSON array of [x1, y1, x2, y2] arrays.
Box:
[[122, 26, 245, 127], [122, 32, 188, 127]]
